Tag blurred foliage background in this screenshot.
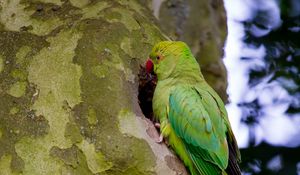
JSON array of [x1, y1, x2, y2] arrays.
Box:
[[238, 0, 300, 174]]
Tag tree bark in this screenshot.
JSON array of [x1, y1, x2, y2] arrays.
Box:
[[0, 0, 227, 174]]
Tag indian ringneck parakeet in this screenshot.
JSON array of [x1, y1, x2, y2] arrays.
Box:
[[145, 41, 241, 175]]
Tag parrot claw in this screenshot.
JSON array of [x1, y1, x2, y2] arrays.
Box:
[[155, 134, 164, 143], [154, 123, 160, 128]]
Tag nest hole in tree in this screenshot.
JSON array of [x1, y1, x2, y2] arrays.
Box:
[[138, 65, 158, 123]]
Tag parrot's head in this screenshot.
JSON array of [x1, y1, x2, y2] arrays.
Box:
[[146, 41, 197, 80]]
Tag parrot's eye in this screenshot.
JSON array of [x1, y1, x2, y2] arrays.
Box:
[[156, 56, 160, 60]]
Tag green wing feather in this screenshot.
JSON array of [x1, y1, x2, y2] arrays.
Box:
[[168, 85, 229, 174], [205, 86, 241, 163], [205, 86, 242, 174]]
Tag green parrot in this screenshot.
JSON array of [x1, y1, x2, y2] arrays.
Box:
[[145, 41, 241, 175]]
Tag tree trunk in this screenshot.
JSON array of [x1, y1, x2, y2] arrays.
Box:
[[0, 0, 227, 174]]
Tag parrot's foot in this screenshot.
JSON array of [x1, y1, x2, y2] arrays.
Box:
[[154, 123, 160, 128], [155, 134, 163, 143]]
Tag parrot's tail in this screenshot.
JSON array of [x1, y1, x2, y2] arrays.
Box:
[[225, 129, 242, 175], [222, 170, 228, 175], [189, 153, 222, 175], [225, 140, 242, 175]]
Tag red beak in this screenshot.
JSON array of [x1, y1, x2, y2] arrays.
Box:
[[145, 59, 154, 73]]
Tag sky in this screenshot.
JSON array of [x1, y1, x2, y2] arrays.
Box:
[[223, 0, 300, 148]]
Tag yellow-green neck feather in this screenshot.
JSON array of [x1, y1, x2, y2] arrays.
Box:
[[151, 41, 204, 82]]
